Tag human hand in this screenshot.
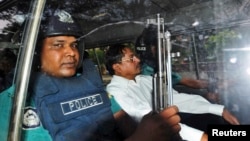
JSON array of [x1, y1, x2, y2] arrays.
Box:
[[159, 105, 181, 133], [197, 79, 209, 89], [125, 105, 181, 141], [180, 78, 208, 89], [222, 108, 240, 125]]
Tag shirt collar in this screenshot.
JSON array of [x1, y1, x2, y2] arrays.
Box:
[[112, 75, 142, 87]]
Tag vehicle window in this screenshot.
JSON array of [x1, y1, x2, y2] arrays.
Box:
[[1, 0, 250, 140]]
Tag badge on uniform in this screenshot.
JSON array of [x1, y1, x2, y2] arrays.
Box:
[[22, 107, 41, 129]]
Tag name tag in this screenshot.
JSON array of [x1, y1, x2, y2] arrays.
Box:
[[61, 94, 103, 115], [47, 91, 110, 123], [136, 46, 146, 51]]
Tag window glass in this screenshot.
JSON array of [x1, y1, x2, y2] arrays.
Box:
[[1, 0, 250, 139]]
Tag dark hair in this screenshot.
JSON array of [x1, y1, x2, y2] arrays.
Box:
[[0, 48, 17, 75], [0, 48, 17, 90], [105, 44, 128, 75]]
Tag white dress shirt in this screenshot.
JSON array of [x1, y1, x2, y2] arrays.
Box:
[[107, 74, 225, 141]]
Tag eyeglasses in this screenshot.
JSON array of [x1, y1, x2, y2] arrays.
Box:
[[119, 55, 139, 63]]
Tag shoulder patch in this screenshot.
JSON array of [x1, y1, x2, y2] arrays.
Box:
[[22, 107, 41, 130]]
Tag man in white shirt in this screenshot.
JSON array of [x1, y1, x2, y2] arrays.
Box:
[[105, 44, 240, 141]]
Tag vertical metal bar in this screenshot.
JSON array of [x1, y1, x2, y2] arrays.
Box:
[[165, 30, 173, 106], [152, 73, 157, 112], [156, 14, 165, 111], [191, 33, 200, 79], [8, 0, 46, 141], [161, 18, 168, 109]]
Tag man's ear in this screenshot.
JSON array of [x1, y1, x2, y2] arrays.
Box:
[[112, 63, 121, 74]]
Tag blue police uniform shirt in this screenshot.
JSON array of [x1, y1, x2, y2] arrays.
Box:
[[0, 85, 52, 141]]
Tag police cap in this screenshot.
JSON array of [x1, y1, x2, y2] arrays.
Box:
[[40, 10, 83, 38]]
